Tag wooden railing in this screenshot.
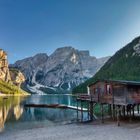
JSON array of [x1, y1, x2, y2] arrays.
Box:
[[76, 92, 140, 105], [76, 94, 91, 101]]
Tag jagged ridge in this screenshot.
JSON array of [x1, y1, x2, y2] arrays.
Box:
[[11, 46, 110, 94]]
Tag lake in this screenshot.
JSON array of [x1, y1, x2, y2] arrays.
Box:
[[0, 94, 87, 133]]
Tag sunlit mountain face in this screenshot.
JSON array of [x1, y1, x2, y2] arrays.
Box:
[[10, 47, 109, 94]]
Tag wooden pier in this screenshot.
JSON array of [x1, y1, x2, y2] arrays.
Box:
[[24, 103, 88, 111], [76, 94, 97, 122]]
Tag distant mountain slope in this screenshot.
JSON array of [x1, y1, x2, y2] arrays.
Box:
[[10, 47, 110, 94], [73, 36, 140, 94]]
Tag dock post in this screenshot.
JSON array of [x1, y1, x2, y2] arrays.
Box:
[[111, 104, 113, 119], [137, 104, 139, 114], [123, 106, 126, 117], [115, 105, 117, 118], [108, 104, 112, 117], [81, 100, 83, 122], [101, 103, 104, 123], [113, 104, 115, 120], [127, 105, 129, 116], [117, 106, 120, 126], [132, 105, 135, 118], [129, 105, 132, 123], [77, 99, 79, 122], [90, 101, 93, 121], [87, 101, 90, 120]]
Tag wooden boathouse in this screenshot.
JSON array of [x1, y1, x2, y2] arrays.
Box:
[[76, 80, 140, 125]]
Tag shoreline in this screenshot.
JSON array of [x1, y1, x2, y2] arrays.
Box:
[[1, 122, 140, 140], [0, 93, 30, 97]]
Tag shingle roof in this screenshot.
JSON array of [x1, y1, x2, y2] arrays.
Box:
[[88, 79, 140, 87]]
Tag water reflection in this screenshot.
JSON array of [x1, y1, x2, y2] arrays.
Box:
[[22, 95, 77, 122], [0, 95, 78, 132], [0, 96, 24, 132], [0, 95, 86, 133]]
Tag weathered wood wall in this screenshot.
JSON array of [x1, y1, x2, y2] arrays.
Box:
[[89, 81, 140, 105]]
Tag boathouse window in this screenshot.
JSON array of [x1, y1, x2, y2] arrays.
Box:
[[128, 87, 139, 95], [107, 84, 111, 94], [100, 85, 104, 95], [95, 88, 98, 94]]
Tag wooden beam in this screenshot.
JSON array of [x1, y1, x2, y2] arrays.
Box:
[[132, 105, 135, 117], [81, 100, 83, 122], [115, 105, 117, 118], [137, 104, 139, 114], [127, 105, 129, 116], [123, 106, 125, 117], [101, 104, 104, 123], [77, 100, 79, 122], [129, 105, 132, 123], [113, 104, 115, 120], [90, 101, 93, 121], [87, 101, 90, 120], [108, 104, 112, 116], [117, 106, 121, 126]]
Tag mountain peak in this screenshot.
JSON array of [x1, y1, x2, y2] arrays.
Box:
[[53, 47, 91, 59], [56, 46, 74, 50], [53, 46, 76, 54], [11, 47, 110, 94], [33, 53, 48, 58]]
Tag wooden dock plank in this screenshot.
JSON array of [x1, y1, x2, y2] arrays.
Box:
[[24, 104, 88, 111]]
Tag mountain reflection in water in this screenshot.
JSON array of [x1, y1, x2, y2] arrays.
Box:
[[0, 95, 82, 133], [0, 96, 24, 132]]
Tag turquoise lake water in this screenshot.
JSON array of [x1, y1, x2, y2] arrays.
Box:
[[0, 95, 87, 133]]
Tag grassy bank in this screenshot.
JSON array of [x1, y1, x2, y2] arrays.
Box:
[[0, 80, 30, 96]]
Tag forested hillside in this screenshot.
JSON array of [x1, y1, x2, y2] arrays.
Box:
[[73, 36, 140, 94]]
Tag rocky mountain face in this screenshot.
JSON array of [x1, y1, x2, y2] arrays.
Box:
[[73, 36, 140, 94], [11, 47, 110, 94], [0, 49, 11, 82], [0, 49, 25, 87], [9, 68, 25, 87]]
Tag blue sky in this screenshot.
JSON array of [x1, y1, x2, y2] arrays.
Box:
[[0, 0, 140, 63]]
